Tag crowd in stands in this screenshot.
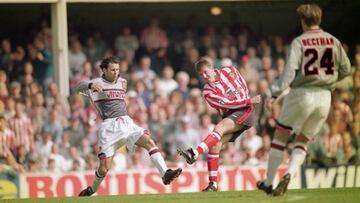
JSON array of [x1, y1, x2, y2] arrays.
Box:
[[0, 16, 359, 174]]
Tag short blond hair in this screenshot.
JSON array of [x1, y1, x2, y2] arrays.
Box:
[[194, 57, 212, 72], [297, 4, 322, 27]]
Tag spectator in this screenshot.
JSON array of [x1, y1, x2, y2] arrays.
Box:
[[158, 65, 178, 95], [173, 116, 200, 156], [175, 71, 190, 99], [236, 33, 248, 58], [33, 131, 53, 170], [64, 117, 85, 146], [45, 158, 58, 172], [246, 47, 262, 71], [115, 27, 139, 58], [46, 82, 70, 117], [42, 108, 63, 143], [65, 146, 85, 171], [68, 40, 87, 78], [119, 59, 130, 81], [0, 83, 8, 103], [198, 113, 215, 140], [0, 115, 16, 152], [48, 144, 67, 172], [140, 16, 168, 52], [15, 145, 30, 168], [275, 57, 285, 77], [256, 134, 271, 165], [9, 46, 26, 82], [238, 55, 259, 83], [84, 37, 103, 64], [8, 102, 34, 152], [31, 38, 53, 87], [70, 159, 82, 172], [241, 127, 263, 166], [0, 39, 12, 72], [58, 131, 71, 156], [9, 81, 22, 102], [272, 36, 286, 59], [134, 80, 152, 107], [182, 47, 200, 84], [134, 55, 156, 90]]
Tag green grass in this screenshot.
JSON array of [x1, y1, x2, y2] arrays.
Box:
[[3, 188, 360, 203]]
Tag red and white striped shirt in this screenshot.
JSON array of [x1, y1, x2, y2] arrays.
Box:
[[9, 115, 34, 152], [140, 27, 168, 50], [202, 66, 251, 115], [0, 128, 16, 151]]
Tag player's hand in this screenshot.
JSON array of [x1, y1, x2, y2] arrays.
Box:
[[91, 83, 103, 92], [250, 94, 261, 104], [266, 97, 275, 111]]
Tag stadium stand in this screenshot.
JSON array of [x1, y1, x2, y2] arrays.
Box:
[[0, 1, 359, 198]]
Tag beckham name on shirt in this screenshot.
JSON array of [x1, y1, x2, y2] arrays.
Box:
[[301, 37, 334, 46]]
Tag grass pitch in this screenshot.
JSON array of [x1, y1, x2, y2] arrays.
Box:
[[3, 188, 360, 203]]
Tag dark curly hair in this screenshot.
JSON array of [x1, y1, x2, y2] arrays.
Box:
[[99, 56, 121, 70]]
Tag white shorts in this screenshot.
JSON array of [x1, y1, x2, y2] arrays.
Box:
[[277, 87, 331, 139], [98, 116, 145, 159]]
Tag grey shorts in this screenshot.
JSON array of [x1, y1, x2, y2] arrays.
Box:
[[222, 105, 255, 142], [223, 105, 255, 142]]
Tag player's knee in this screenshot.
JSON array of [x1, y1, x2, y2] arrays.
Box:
[[142, 136, 157, 150], [209, 142, 222, 153], [147, 138, 156, 148]]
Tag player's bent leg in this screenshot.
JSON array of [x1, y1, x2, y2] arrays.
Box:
[[79, 156, 113, 197], [273, 134, 309, 196], [136, 133, 182, 185], [286, 135, 308, 179], [203, 142, 221, 192], [258, 124, 291, 195], [178, 118, 238, 164], [203, 134, 234, 192]]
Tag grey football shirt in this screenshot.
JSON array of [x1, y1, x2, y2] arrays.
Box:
[[272, 29, 351, 97], [75, 76, 128, 120]]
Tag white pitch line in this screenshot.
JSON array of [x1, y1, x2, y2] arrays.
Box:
[[285, 195, 307, 202]]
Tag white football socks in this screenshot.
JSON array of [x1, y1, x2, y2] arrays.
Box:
[[149, 147, 168, 177], [286, 143, 307, 178], [264, 141, 285, 187]]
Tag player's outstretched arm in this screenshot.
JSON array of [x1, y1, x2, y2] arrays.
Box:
[[250, 94, 261, 104], [74, 81, 103, 93], [272, 39, 301, 97], [74, 81, 92, 93]]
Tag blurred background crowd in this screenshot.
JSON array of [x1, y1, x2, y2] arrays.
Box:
[[0, 15, 359, 175]]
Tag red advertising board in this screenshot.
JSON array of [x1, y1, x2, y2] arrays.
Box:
[[19, 166, 299, 198]]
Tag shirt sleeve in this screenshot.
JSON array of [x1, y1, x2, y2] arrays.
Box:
[[271, 39, 302, 97], [74, 80, 92, 93], [122, 78, 128, 91], [337, 42, 352, 81]]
